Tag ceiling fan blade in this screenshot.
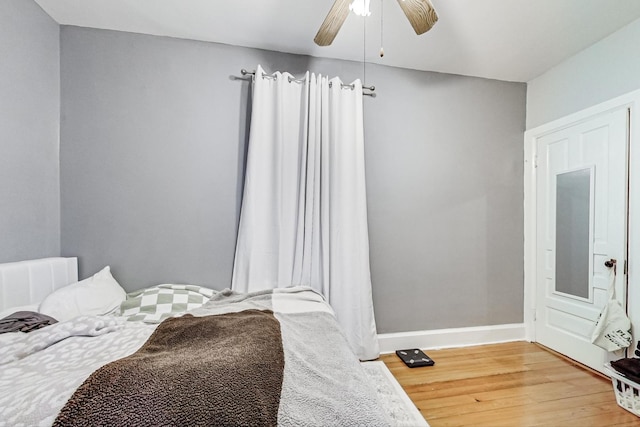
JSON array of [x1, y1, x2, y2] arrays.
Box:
[[396, 0, 438, 35], [314, 0, 351, 46]]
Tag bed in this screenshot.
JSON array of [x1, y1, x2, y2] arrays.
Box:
[[0, 258, 391, 426]]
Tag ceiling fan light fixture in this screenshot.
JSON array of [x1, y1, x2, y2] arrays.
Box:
[[350, 0, 371, 17], [314, 0, 437, 46]]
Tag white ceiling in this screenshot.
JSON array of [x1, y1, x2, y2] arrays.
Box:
[[34, 0, 640, 82]]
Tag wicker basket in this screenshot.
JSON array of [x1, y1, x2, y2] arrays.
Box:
[[605, 363, 640, 417]]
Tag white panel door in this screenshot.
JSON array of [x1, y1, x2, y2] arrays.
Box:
[[535, 108, 628, 373]]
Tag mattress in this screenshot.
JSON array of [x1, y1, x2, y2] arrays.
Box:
[[0, 287, 390, 426]]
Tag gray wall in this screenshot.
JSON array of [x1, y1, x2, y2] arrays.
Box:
[[364, 65, 526, 331], [0, 0, 60, 263], [60, 26, 526, 333], [527, 17, 640, 129]]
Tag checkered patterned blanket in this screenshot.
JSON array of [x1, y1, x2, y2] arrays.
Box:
[[119, 284, 215, 323]]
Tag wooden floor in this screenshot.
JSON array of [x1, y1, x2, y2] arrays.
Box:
[[381, 341, 639, 426]]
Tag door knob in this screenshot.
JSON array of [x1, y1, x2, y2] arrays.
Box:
[[604, 259, 617, 268]]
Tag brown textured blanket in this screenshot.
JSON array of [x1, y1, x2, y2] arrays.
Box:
[[53, 309, 285, 427]]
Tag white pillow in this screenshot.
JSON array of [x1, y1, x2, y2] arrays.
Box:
[[39, 266, 127, 322]]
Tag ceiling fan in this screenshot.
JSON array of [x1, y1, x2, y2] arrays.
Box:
[[314, 0, 438, 46]]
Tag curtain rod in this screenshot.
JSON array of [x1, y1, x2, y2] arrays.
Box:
[[240, 69, 376, 97]]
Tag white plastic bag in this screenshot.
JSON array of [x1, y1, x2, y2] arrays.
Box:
[[591, 267, 632, 352]]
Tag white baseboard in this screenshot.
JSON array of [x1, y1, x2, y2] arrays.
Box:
[[377, 323, 526, 354]]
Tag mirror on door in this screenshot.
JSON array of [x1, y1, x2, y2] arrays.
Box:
[[555, 168, 592, 300]]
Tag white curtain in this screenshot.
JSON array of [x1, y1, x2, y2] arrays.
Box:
[[232, 65, 379, 360]]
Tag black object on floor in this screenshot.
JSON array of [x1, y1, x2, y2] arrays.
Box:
[[395, 349, 434, 368], [611, 358, 640, 384]]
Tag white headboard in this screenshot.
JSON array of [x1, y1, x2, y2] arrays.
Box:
[[0, 257, 78, 312]]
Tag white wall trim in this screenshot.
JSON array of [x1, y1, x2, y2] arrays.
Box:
[[377, 323, 526, 354], [523, 118, 537, 343], [524, 88, 640, 350]]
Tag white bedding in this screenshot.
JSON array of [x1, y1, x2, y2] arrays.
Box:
[[0, 319, 155, 426], [0, 315, 126, 365], [0, 287, 385, 427]]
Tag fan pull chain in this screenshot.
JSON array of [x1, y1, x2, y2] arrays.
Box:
[[379, 0, 384, 57]]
